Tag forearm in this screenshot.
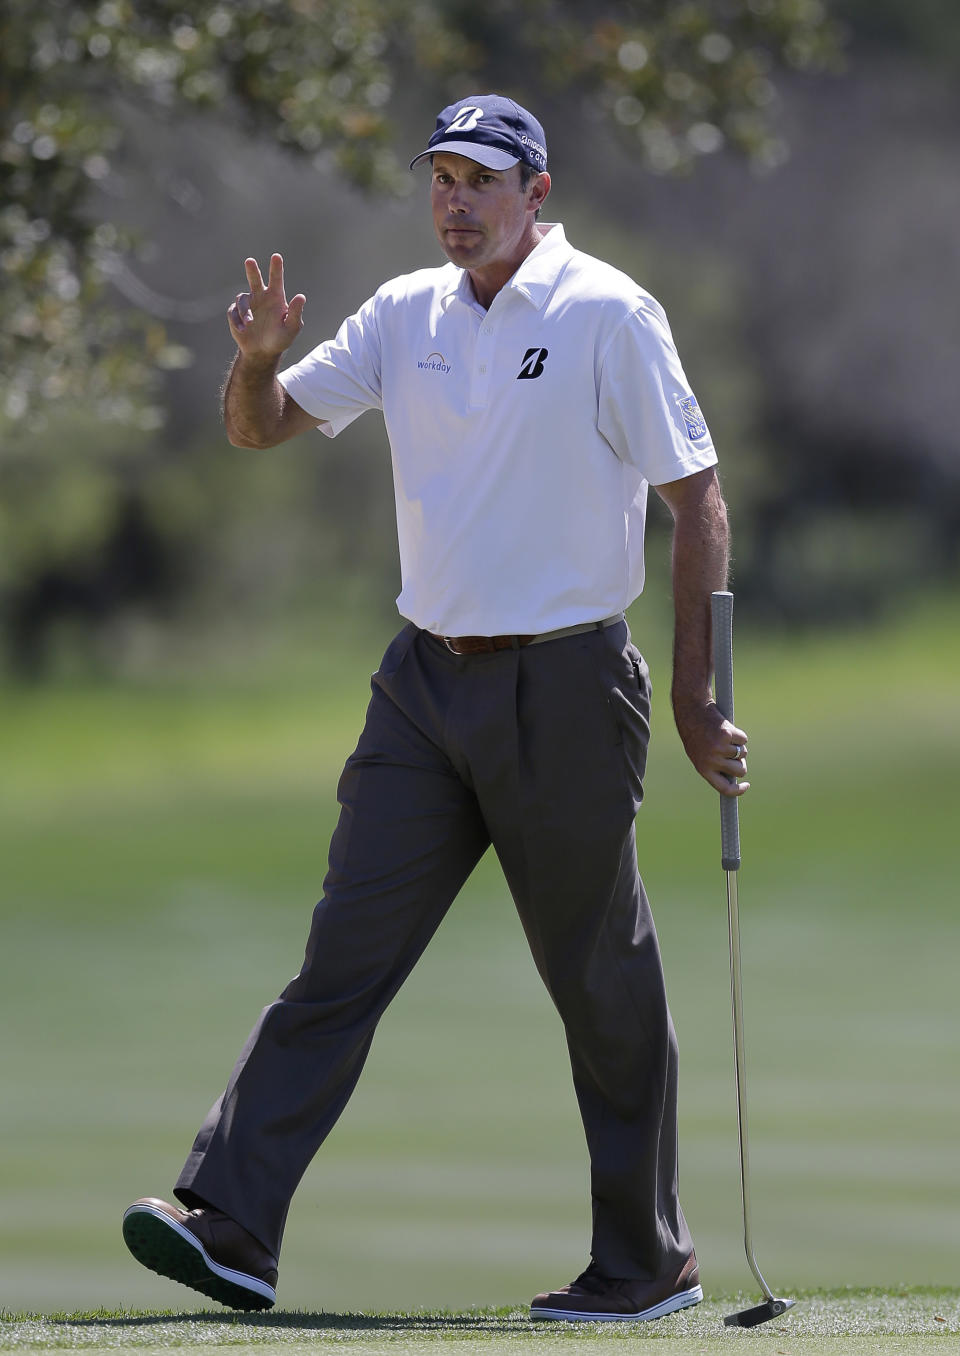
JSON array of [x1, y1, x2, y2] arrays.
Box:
[[222, 352, 287, 448], [668, 473, 730, 725], [655, 467, 747, 794]]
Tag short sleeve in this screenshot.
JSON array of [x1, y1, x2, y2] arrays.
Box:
[[597, 300, 717, 484], [277, 293, 383, 438]]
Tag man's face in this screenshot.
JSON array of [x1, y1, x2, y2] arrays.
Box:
[[430, 153, 541, 271]]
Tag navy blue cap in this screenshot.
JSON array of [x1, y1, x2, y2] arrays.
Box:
[[409, 94, 548, 173]]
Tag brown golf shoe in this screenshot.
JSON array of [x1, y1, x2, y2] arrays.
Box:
[[530, 1251, 702, 1322], [122, 1197, 278, 1310]]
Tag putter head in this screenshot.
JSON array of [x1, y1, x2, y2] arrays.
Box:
[[724, 1296, 796, 1328]]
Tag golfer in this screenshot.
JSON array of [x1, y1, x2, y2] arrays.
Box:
[[123, 94, 749, 1323]]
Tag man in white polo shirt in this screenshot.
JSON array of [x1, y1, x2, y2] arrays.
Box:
[[123, 94, 750, 1324]]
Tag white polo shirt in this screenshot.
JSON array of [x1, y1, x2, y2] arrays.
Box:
[[278, 223, 717, 635]]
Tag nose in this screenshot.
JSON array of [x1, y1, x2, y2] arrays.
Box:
[[447, 181, 470, 213]]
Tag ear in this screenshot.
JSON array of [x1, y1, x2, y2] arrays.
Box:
[[529, 171, 551, 212]]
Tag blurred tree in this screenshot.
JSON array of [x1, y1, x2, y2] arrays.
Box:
[[1, 0, 843, 427], [832, 0, 960, 74]]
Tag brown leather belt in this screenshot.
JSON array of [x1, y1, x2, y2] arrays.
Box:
[[433, 614, 623, 656]]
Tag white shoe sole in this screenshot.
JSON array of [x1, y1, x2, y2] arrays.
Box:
[[122, 1203, 276, 1310], [530, 1283, 703, 1322]]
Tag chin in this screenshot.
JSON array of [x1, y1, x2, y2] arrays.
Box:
[[442, 244, 479, 267], [442, 231, 484, 255]]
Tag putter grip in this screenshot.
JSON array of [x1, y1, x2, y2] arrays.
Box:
[[711, 591, 741, 871]]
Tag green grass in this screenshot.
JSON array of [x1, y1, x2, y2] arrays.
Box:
[[1, 592, 959, 1325], [2, 1290, 959, 1354]]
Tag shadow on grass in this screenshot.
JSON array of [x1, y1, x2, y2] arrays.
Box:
[[52, 1309, 535, 1334]]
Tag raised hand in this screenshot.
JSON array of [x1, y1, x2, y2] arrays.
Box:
[[227, 253, 306, 359]]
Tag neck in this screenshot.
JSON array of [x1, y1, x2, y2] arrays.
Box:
[[467, 223, 545, 309]]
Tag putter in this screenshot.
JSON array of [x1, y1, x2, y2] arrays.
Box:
[[711, 591, 796, 1329]]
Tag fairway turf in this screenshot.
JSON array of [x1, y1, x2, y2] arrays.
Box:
[[1, 593, 959, 1316], [3, 1291, 960, 1354]]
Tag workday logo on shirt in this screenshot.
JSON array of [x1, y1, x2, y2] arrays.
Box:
[[418, 351, 451, 374]]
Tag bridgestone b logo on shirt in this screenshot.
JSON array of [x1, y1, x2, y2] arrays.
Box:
[[517, 347, 549, 380]]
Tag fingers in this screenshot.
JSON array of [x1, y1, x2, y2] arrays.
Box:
[[230, 287, 302, 331], [721, 721, 748, 749], [285, 292, 306, 331], [232, 291, 253, 322], [706, 755, 749, 796], [719, 720, 747, 767], [713, 717, 749, 793], [238, 256, 299, 316], [241, 254, 287, 299], [267, 252, 285, 296], [704, 760, 749, 796], [677, 701, 752, 797], [245, 253, 286, 297], [724, 744, 747, 777], [228, 255, 305, 353], [244, 257, 266, 294], [717, 771, 750, 798], [226, 291, 253, 339]]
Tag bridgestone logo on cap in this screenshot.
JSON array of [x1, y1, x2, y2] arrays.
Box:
[[446, 107, 484, 132], [519, 134, 547, 166], [414, 95, 548, 174]]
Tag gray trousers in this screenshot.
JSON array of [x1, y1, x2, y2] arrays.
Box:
[[175, 620, 693, 1282]]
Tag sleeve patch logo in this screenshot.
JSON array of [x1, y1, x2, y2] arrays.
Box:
[[677, 395, 707, 441]]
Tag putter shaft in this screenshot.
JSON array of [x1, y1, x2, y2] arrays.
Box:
[[726, 865, 775, 1304], [712, 591, 796, 1330]]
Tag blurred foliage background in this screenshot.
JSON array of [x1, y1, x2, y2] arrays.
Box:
[[3, 0, 957, 676]]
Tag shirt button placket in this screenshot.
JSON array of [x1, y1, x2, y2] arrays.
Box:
[[470, 318, 495, 408]]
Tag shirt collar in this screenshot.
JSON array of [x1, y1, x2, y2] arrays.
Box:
[[506, 223, 572, 309], [445, 222, 573, 312]]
